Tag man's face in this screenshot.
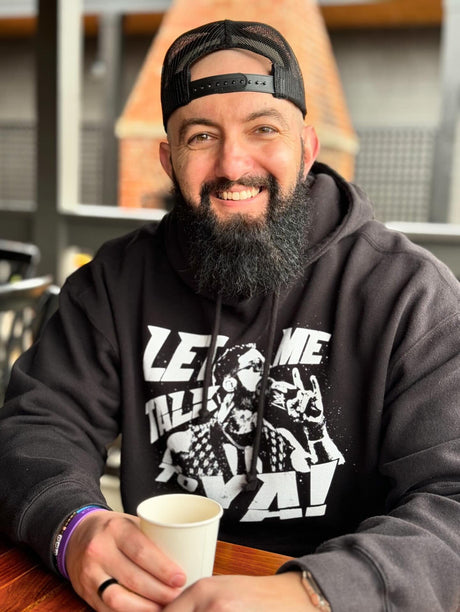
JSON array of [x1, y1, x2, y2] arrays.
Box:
[[160, 49, 319, 223], [234, 348, 264, 393]]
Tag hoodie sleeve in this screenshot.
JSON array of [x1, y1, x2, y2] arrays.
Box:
[[279, 298, 460, 609], [0, 267, 118, 572]]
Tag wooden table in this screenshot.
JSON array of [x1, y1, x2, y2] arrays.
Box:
[[0, 535, 290, 611]]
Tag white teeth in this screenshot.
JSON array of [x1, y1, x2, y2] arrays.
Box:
[[219, 187, 259, 201]]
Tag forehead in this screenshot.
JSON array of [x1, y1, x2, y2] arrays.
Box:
[[190, 49, 272, 81], [238, 348, 264, 369]]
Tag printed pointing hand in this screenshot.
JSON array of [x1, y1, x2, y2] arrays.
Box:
[[270, 369, 325, 424]]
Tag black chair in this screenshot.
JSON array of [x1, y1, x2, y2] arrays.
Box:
[[0, 239, 40, 283], [0, 276, 59, 402]]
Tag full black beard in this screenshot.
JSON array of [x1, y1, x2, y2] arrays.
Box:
[[171, 170, 313, 300]]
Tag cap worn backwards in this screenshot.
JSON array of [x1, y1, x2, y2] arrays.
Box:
[[161, 19, 307, 130]]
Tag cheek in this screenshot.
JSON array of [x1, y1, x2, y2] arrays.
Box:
[[173, 152, 212, 195], [171, 152, 190, 182], [262, 142, 300, 178]]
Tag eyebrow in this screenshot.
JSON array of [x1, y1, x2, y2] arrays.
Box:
[[178, 118, 217, 143], [245, 108, 289, 127]]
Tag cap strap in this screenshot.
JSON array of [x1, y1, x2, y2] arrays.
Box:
[[189, 73, 275, 101]]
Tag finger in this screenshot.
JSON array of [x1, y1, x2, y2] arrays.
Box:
[[115, 519, 187, 590], [309, 375, 320, 395], [72, 517, 184, 607], [106, 548, 184, 607], [98, 579, 163, 612], [86, 513, 186, 590], [90, 574, 164, 612], [292, 367, 304, 390], [97, 577, 119, 600], [162, 586, 195, 612]]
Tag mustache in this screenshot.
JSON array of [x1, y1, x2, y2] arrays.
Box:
[[200, 175, 276, 199]]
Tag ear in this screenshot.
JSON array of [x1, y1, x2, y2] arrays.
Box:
[[159, 140, 173, 180], [301, 125, 320, 179]]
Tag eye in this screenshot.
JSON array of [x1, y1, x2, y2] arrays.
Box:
[[253, 125, 278, 137], [187, 132, 214, 146]]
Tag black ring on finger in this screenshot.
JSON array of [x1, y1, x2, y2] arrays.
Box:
[[98, 577, 119, 599]]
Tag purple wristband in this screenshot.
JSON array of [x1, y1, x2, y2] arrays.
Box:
[[57, 506, 107, 579]]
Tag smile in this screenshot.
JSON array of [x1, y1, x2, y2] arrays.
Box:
[[218, 187, 261, 201]]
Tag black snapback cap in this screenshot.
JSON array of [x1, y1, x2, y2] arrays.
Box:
[[161, 19, 307, 130]]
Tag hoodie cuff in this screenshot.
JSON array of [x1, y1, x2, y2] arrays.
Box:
[[277, 548, 385, 612], [18, 479, 110, 573]]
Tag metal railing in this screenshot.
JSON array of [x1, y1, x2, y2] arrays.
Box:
[[0, 121, 104, 206]]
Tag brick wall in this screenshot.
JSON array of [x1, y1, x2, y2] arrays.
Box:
[[116, 0, 357, 208]]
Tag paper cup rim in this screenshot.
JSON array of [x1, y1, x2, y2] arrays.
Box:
[[137, 494, 223, 528]]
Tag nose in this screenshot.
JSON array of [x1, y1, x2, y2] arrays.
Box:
[[214, 137, 255, 181]]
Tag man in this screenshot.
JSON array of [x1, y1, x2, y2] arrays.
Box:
[[1, 19, 459, 612]]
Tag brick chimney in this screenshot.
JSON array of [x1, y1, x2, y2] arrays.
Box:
[[116, 0, 358, 209]]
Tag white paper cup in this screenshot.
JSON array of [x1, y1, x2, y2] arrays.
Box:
[[137, 493, 223, 587]]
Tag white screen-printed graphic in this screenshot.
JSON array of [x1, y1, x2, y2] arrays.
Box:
[[143, 327, 345, 520]]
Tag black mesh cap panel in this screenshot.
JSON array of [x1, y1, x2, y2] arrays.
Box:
[[161, 20, 306, 129]]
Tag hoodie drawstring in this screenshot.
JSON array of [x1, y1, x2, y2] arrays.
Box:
[[202, 293, 223, 413], [245, 290, 279, 491], [201, 290, 279, 492]]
